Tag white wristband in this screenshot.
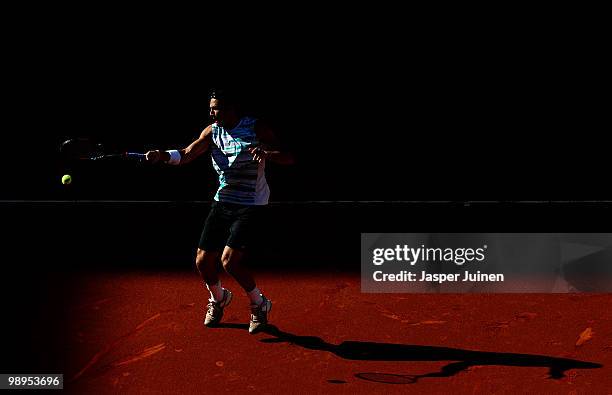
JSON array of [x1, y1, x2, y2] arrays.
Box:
[[166, 150, 181, 165]]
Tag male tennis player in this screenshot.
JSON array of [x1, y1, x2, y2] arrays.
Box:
[[145, 89, 294, 334]]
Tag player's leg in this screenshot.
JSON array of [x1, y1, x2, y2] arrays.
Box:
[[223, 204, 272, 334], [220, 246, 271, 334], [222, 204, 263, 298], [220, 247, 255, 293], [195, 248, 224, 299], [198, 203, 233, 327]]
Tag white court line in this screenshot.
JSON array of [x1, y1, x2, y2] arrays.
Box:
[[0, 200, 452, 204], [1, 200, 612, 204]]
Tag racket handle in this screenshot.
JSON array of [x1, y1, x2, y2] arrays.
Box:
[[125, 153, 146, 161], [90, 152, 146, 161]]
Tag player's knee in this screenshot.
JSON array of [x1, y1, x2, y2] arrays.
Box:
[[196, 249, 215, 272], [221, 253, 233, 271]]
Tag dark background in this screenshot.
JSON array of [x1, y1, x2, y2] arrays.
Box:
[[3, 39, 609, 202], [2, 5, 608, 202], [1, 10, 609, 278], [4, 74, 609, 202], [2, 15, 610, 275]]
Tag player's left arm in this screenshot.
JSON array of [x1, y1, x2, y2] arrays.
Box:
[[250, 121, 295, 165]]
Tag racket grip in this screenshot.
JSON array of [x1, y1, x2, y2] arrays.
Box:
[[125, 153, 146, 160]]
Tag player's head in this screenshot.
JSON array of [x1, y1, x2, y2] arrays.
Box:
[[209, 88, 242, 126]]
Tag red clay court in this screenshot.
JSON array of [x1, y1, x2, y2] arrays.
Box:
[[4, 201, 612, 394], [56, 270, 611, 394]]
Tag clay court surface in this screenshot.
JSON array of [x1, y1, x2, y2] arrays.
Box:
[[52, 270, 612, 394]]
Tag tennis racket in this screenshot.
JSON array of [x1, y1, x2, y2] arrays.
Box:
[[60, 138, 146, 162]]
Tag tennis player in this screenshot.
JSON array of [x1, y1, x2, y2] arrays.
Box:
[[145, 89, 294, 334]]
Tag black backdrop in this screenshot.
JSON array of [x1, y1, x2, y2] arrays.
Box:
[[2, 5, 609, 202], [4, 78, 608, 202]]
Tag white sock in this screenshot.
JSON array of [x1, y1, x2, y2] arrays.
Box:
[[206, 281, 225, 302], [247, 287, 263, 306]]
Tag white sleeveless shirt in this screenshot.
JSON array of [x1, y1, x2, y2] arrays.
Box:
[[210, 117, 270, 205]]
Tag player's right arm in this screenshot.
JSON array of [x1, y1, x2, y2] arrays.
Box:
[[145, 125, 213, 165]]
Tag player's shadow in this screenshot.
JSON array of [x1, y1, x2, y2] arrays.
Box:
[[251, 325, 602, 384]]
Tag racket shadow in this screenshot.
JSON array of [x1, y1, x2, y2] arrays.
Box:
[[252, 325, 602, 383]]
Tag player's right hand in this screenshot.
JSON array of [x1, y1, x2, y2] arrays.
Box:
[[145, 150, 163, 164]]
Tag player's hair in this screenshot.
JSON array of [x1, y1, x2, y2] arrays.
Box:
[[209, 88, 240, 107], [209, 88, 256, 117]]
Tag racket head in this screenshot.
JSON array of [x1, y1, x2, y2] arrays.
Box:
[[60, 138, 104, 161], [60, 138, 146, 163]]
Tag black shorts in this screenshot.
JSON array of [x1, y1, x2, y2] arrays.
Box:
[[198, 201, 265, 251]]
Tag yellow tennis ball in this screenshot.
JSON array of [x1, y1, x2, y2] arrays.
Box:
[[62, 174, 72, 185]]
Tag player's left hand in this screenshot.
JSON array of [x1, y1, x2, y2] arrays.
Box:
[[248, 146, 269, 163]]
